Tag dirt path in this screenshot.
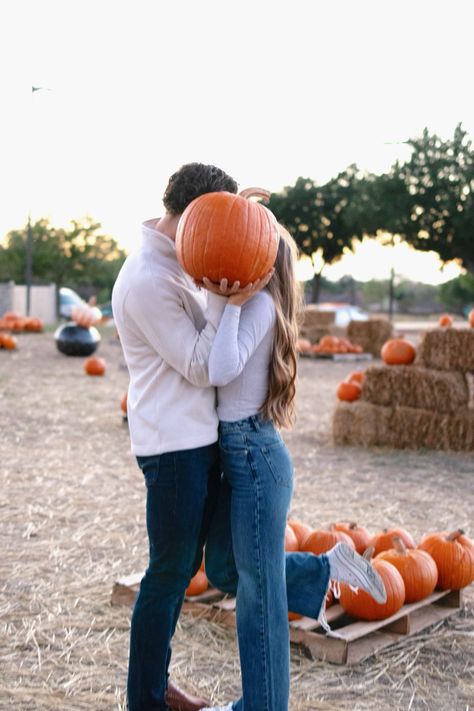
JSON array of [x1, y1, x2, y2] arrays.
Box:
[[0, 330, 472, 710]]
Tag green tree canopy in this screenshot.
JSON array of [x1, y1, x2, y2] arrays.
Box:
[[266, 166, 370, 302], [384, 124, 474, 274], [0, 217, 127, 306]]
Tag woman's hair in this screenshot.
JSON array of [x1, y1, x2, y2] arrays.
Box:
[[163, 162, 238, 215], [260, 227, 304, 429]]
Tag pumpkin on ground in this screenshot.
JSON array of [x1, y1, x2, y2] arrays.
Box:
[[288, 519, 312, 550], [186, 570, 208, 597], [376, 536, 438, 602], [0, 333, 18, 350], [438, 314, 453, 328], [302, 528, 355, 556], [84, 356, 106, 376], [333, 522, 371, 555], [381, 338, 416, 365], [336, 381, 361, 402], [285, 524, 299, 552], [176, 189, 279, 287], [120, 390, 128, 414], [418, 529, 474, 590], [339, 552, 405, 620], [367, 527, 416, 556], [469, 309, 474, 328]]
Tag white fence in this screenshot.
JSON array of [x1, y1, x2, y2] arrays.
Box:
[[0, 282, 57, 324]]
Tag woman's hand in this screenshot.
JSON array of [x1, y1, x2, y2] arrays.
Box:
[[196, 269, 275, 306], [194, 277, 242, 296]]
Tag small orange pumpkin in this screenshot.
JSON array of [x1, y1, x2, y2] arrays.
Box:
[[285, 523, 299, 552], [186, 570, 208, 597], [438, 313, 453, 327], [469, 309, 474, 328], [84, 356, 106, 376], [302, 528, 355, 556], [336, 381, 361, 402], [381, 338, 416, 365], [0, 333, 17, 350], [333, 522, 371, 555], [339, 552, 405, 620], [120, 390, 128, 414], [176, 190, 279, 287], [346, 370, 365, 386], [418, 529, 474, 590], [376, 536, 438, 603], [367, 527, 416, 556], [287, 519, 313, 550]]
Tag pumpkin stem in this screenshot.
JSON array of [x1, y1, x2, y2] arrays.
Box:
[[393, 536, 407, 554], [446, 529, 465, 541], [362, 546, 374, 561], [349, 522, 358, 530], [239, 187, 271, 203]]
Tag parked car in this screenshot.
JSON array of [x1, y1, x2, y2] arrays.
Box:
[[59, 287, 86, 319], [314, 302, 369, 328]]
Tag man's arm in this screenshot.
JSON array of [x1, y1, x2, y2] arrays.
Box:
[[124, 279, 225, 388]]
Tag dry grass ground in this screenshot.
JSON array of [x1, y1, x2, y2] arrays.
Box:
[[0, 329, 473, 711]]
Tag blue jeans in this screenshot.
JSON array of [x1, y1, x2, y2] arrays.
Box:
[[128, 443, 221, 711], [205, 416, 330, 711]]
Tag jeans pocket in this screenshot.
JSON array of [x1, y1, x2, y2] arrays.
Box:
[[137, 455, 164, 488], [261, 441, 293, 488]]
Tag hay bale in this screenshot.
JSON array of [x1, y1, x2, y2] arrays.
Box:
[[416, 328, 474, 372], [332, 401, 474, 451], [302, 306, 336, 328], [347, 318, 393, 357], [361, 365, 469, 414], [332, 401, 392, 447]]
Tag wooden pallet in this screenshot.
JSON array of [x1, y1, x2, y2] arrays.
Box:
[[111, 574, 463, 665], [300, 352, 373, 362]]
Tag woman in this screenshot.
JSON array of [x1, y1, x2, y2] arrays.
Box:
[[201, 229, 386, 711]]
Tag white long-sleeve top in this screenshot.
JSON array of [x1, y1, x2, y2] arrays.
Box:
[[208, 290, 276, 422], [112, 219, 225, 455]]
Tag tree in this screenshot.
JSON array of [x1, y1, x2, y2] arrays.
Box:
[[266, 166, 369, 302], [439, 273, 474, 315], [0, 217, 127, 312], [390, 124, 474, 274]]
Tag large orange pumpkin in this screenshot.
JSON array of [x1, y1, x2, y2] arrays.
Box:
[[367, 527, 416, 556], [339, 555, 405, 620], [84, 356, 106, 376], [186, 570, 208, 597], [333, 522, 371, 555], [418, 529, 474, 590], [176, 190, 279, 286], [376, 536, 438, 603], [302, 528, 355, 556], [381, 338, 416, 365]]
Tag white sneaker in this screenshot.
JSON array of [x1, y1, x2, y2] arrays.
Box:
[[327, 542, 387, 603], [201, 705, 233, 711]]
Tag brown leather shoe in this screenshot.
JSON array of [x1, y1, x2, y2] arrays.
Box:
[[165, 680, 211, 711]]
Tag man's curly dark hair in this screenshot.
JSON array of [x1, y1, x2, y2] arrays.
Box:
[[163, 162, 238, 215]]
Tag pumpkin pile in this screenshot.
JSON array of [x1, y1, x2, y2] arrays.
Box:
[[286, 519, 474, 622], [0, 332, 18, 350], [336, 370, 366, 402], [312, 335, 363, 355], [0, 311, 44, 333]]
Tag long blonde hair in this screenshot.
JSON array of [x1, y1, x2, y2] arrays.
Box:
[[260, 227, 303, 429]]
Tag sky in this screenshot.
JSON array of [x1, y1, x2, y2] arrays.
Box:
[[1, 0, 473, 285]]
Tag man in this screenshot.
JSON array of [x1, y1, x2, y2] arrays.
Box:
[[112, 163, 239, 711]]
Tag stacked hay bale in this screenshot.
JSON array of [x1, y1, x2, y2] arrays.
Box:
[[346, 318, 393, 357], [300, 307, 337, 344], [333, 328, 474, 452]]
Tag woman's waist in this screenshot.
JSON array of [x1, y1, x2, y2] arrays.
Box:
[[219, 413, 275, 434]]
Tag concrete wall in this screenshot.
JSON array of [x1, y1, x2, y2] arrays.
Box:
[[0, 283, 57, 324]]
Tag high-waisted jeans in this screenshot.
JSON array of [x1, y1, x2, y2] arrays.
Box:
[[205, 416, 330, 711]]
